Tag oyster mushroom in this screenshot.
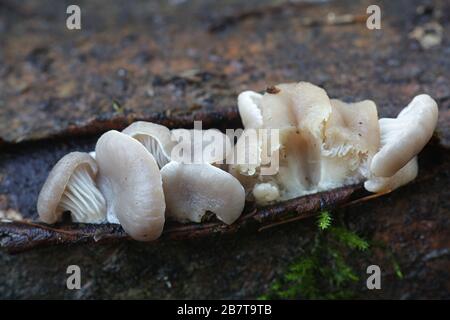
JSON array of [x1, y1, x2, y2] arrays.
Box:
[[369, 94, 438, 178], [95, 130, 166, 241], [161, 161, 245, 225], [171, 127, 232, 165], [319, 98, 380, 189], [261, 82, 331, 132], [364, 94, 438, 193], [123, 121, 232, 166], [231, 82, 380, 205], [37, 152, 106, 224], [364, 157, 418, 193], [122, 121, 176, 168], [237, 90, 263, 129]]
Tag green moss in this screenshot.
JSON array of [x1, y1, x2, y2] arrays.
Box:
[[260, 211, 370, 299], [317, 211, 332, 230], [330, 226, 369, 251]]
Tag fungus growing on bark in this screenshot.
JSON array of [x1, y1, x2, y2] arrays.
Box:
[[369, 94, 438, 178], [364, 94, 438, 193], [95, 130, 166, 241], [231, 82, 381, 204], [122, 121, 175, 168], [161, 161, 245, 225], [36, 82, 439, 239], [123, 121, 232, 166], [37, 152, 106, 224], [237, 91, 263, 129], [364, 157, 419, 193], [232, 83, 438, 202]]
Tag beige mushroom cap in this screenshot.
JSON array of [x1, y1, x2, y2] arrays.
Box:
[[370, 94, 438, 177], [37, 152, 106, 224], [237, 91, 263, 129], [124, 121, 232, 166], [325, 99, 380, 159], [171, 128, 232, 164], [260, 82, 332, 133], [232, 82, 386, 204], [96, 130, 166, 241], [161, 161, 245, 225], [365, 157, 418, 193], [122, 121, 176, 168]]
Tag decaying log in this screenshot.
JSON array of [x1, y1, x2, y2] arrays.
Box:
[[0, 184, 361, 253]]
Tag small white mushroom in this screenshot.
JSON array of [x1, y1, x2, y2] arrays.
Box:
[[237, 91, 263, 129], [319, 98, 380, 188], [123, 121, 232, 166], [37, 152, 106, 224], [96, 130, 166, 241], [122, 121, 176, 168], [364, 157, 418, 193], [161, 161, 245, 225], [370, 94, 438, 177], [261, 82, 332, 133], [171, 128, 232, 165], [252, 182, 280, 205], [232, 82, 407, 205]]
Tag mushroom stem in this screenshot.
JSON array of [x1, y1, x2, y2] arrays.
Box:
[[57, 166, 106, 223]]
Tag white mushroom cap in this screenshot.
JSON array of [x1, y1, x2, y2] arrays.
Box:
[[370, 94, 438, 177], [364, 157, 418, 193], [324, 99, 380, 160], [232, 82, 385, 204], [161, 161, 245, 225], [291, 82, 332, 137], [37, 152, 106, 224], [123, 121, 232, 166], [260, 82, 331, 133], [237, 91, 263, 129], [122, 121, 176, 168], [232, 82, 333, 203], [96, 130, 166, 241], [319, 98, 380, 188], [171, 128, 232, 164]]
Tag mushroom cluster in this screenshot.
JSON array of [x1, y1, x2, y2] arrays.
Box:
[[37, 121, 244, 241], [37, 81, 438, 240], [230, 82, 438, 204]]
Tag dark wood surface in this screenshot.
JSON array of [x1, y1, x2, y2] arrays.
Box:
[[0, 0, 449, 298]]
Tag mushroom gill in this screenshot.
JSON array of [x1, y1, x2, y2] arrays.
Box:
[[37, 152, 106, 224]]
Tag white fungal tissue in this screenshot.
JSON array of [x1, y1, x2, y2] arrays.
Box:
[[37, 81, 438, 241], [231, 82, 438, 205], [37, 152, 106, 224]]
